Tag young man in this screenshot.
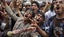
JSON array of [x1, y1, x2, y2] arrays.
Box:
[[31, 13, 48, 37], [31, 1, 50, 17], [31, 1, 40, 16], [45, 0, 64, 37]]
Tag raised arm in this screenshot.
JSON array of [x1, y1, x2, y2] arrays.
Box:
[[5, 4, 18, 21], [2, 0, 18, 21], [42, 2, 51, 13]]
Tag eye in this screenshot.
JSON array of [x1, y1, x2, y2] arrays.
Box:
[[56, 1, 58, 4], [59, 1, 63, 4]]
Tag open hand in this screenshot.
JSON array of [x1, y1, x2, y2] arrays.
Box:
[[26, 27, 36, 32], [12, 29, 24, 35]]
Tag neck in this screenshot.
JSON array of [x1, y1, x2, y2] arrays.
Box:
[[38, 21, 44, 26], [33, 9, 38, 14], [56, 13, 64, 19]]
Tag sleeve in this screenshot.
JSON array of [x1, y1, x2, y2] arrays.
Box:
[[5, 5, 18, 21], [44, 19, 52, 34], [44, 19, 54, 37], [0, 31, 8, 37]]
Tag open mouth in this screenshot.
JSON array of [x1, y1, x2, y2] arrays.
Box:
[[36, 19, 39, 21], [56, 6, 60, 10]]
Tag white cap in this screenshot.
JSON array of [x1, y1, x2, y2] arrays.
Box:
[[24, 2, 31, 6]]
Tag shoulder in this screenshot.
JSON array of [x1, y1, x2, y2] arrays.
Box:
[[44, 15, 56, 27], [48, 15, 56, 21], [17, 17, 24, 22]]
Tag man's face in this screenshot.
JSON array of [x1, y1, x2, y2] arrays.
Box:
[[34, 14, 44, 24], [31, 3, 38, 10], [54, 0, 64, 14], [24, 12, 32, 21], [25, 5, 31, 9], [19, 3, 22, 9]]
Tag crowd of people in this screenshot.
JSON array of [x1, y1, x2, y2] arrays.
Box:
[[0, 0, 64, 37]]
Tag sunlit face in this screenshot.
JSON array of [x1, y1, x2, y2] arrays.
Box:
[[19, 3, 22, 9], [14, 0, 22, 9], [24, 12, 32, 20], [16, 0, 20, 5], [54, 0, 64, 14], [34, 14, 44, 24]]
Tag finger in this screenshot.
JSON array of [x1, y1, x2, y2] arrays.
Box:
[[0, 11, 4, 14], [29, 18, 33, 22], [29, 18, 36, 24], [30, 27, 36, 32]]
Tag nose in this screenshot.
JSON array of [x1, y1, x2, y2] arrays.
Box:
[[32, 6, 35, 8], [37, 17, 40, 20], [56, 2, 59, 6], [57, 4, 59, 6]]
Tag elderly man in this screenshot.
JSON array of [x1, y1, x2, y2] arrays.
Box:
[[1, 0, 38, 37]]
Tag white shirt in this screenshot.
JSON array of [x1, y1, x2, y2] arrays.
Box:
[[45, 10, 56, 20]]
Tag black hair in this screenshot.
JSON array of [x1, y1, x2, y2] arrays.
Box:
[[31, 1, 39, 8], [50, 3, 54, 11], [37, 12, 45, 19]]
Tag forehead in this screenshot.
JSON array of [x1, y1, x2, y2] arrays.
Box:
[[55, 0, 64, 2], [25, 12, 32, 15], [55, 0, 64, 4], [56, 0, 62, 1], [35, 14, 42, 17], [32, 3, 37, 5]]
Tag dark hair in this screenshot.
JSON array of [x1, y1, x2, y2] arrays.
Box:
[[50, 3, 54, 11], [37, 12, 45, 19], [31, 1, 39, 8]]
